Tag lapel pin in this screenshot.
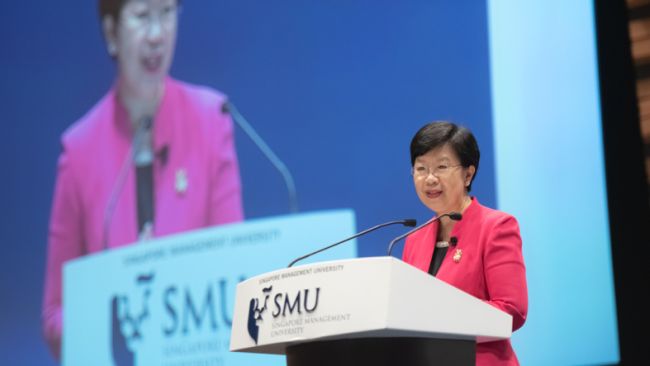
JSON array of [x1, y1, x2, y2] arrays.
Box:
[[175, 168, 188, 195], [453, 249, 462, 263]]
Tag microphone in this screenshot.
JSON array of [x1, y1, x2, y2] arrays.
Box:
[[222, 101, 299, 213], [133, 116, 154, 166], [386, 212, 462, 256], [102, 117, 154, 250], [288, 218, 417, 267]]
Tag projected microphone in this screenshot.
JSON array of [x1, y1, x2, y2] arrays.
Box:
[[102, 117, 153, 250], [134, 117, 155, 239], [386, 212, 462, 256], [222, 101, 299, 213], [288, 218, 417, 267]]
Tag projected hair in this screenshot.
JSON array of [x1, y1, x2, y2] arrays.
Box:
[[98, 0, 181, 21]]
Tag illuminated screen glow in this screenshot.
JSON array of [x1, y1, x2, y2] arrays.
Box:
[[488, 1, 619, 364], [0, 1, 620, 365]]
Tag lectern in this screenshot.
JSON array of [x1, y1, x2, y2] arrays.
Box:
[[230, 257, 512, 366]]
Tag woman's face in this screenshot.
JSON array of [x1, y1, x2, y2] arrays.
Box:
[[412, 144, 475, 214], [106, 0, 178, 100]]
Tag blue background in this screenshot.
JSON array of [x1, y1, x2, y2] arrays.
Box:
[[0, 1, 618, 365]]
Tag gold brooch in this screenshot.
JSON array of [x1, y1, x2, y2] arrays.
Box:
[[175, 169, 188, 195], [453, 249, 462, 263]]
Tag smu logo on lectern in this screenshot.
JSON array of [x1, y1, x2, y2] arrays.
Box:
[[247, 286, 273, 344], [110, 273, 155, 366], [246, 285, 321, 344]]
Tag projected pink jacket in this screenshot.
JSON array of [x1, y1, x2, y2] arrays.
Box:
[[402, 198, 528, 366], [42, 77, 244, 359]]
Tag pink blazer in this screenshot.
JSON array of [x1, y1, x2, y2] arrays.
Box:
[[42, 77, 244, 358], [402, 198, 527, 366]]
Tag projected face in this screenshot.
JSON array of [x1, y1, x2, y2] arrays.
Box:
[[412, 144, 475, 215], [104, 0, 178, 102]]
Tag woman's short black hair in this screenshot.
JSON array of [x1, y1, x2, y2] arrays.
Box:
[[98, 0, 181, 21], [98, 0, 126, 21], [410, 121, 480, 192]]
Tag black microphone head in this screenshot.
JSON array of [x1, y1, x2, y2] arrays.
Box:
[[448, 212, 462, 221], [450, 236, 458, 246], [156, 145, 169, 166], [403, 219, 417, 227], [221, 101, 231, 114]]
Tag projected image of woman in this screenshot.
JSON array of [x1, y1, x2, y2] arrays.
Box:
[[42, 0, 243, 359], [403, 122, 527, 365]]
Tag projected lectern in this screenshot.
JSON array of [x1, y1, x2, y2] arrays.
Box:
[[63, 210, 356, 366]]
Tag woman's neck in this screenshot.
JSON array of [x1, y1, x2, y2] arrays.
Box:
[[436, 195, 472, 241], [117, 80, 164, 128]]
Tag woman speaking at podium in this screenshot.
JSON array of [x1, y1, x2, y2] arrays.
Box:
[[42, 0, 243, 359], [402, 122, 528, 365]]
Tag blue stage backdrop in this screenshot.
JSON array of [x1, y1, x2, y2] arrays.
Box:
[[0, 1, 618, 365]]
